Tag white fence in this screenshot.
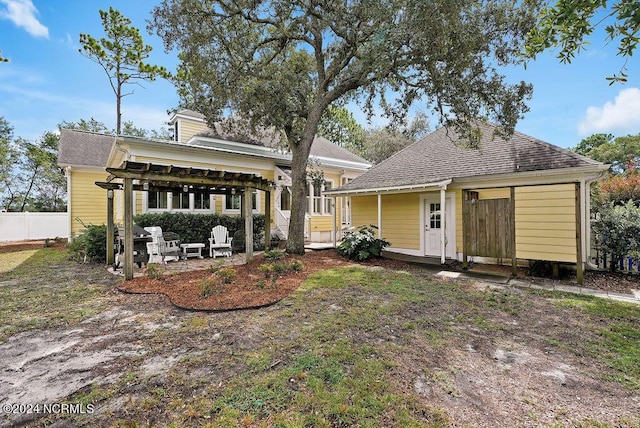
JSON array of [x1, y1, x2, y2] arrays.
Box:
[[0, 212, 69, 242]]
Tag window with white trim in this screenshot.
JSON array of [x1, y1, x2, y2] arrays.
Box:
[[148, 191, 168, 209], [323, 181, 333, 214], [172, 191, 190, 210], [224, 190, 258, 213], [194, 192, 211, 210]]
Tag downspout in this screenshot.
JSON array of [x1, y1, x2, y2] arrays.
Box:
[[585, 176, 600, 270], [377, 194, 382, 239]]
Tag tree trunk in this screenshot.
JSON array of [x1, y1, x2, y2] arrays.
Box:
[[286, 104, 327, 254], [116, 81, 122, 135]]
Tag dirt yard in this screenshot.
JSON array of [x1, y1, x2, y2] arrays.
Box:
[[0, 247, 638, 427]]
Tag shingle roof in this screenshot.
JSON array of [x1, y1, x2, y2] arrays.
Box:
[[337, 122, 603, 192], [58, 129, 115, 167]]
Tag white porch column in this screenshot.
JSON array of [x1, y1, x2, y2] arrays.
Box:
[[440, 187, 446, 264], [377, 193, 382, 238], [332, 197, 337, 248]]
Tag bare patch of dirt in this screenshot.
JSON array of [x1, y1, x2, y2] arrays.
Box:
[[0, 240, 66, 254]]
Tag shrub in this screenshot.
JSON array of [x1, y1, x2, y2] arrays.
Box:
[[289, 259, 304, 272], [258, 263, 274, 279], [208, 259, 226, 273], [68, 224, 108, 263], [134, 212, 265, 247], [144, 263, 164, 280], [592, 200, 640, 271], [199, 277, 215, 298], [216, 267, 236, 284], [337, 225, 390, 261], [264, 248, 286, 260]]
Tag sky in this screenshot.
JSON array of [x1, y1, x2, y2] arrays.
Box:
[[0, 0, 639, 150]]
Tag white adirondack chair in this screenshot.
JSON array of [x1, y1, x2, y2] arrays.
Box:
[[209, 225, 233, 258]]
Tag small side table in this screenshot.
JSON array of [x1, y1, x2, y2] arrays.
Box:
[[180, 243, 205, 259]]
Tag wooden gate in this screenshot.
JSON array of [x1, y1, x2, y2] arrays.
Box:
[[463, 197, 513, 259]]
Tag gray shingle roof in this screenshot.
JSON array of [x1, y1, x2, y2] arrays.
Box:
[[337, 122, 603, 192], [58, 129, 115, 168]]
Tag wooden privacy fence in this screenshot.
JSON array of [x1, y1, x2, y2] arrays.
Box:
[[463, 197, 513, 259]]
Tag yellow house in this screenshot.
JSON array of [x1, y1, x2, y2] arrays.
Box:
[[326, 122, 609, 282], [58, 109, 371, 243]]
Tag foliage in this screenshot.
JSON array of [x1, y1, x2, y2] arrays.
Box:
[[0, 119, 66, 212], [79, 7, 169, 134], [592, 200, 640, 271], [199, 277, 215, 298], [337, 225, 390, 261], [0, 50, 8, 63], [526, 0, 640, 83], [587, 134, 640, 174], [134, 212, 265, 247], [289, 259, 304, 272], [68, 224, 108, 263], [596, 161, 640, 205], [58, 117, 171, 139], [264, 249, 286, 261], [216, 267, 236, 284], [150, 0, 539, 254], [318, 106, 365, 152], [573, 133, 614, 157], [144, 263, 164, 280]]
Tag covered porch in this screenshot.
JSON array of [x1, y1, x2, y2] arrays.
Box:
[[96, 161, 274, 280]]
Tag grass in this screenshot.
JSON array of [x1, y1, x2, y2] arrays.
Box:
[[554, 295, 640, 389], [0, 247, 117, 342], [3, 254, 638, 427]]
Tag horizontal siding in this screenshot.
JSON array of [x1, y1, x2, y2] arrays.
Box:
[[179, 120, 208, 142], [71, 170, 109, 236], [515, 183, 577, 263], [351, 195, 378, 230], [382, 193, 420, 250], [310, 216, 337, 232], [478, 187, 510, 200]]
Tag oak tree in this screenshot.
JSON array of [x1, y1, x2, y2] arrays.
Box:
[[150, 0, 541, 253], [526, 0, 640, 83]]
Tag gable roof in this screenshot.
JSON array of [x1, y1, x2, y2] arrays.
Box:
[[58, 129, 115, 168], [334, 122, 604, 192]]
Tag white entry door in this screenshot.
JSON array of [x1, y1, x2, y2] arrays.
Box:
[[423, 196, 454, 258]]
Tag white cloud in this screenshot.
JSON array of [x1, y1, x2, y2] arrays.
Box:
[[0, 0, 48, 38], [578, 87, 640, 135]]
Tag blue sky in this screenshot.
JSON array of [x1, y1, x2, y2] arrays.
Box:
[[0, 0, 639, 149]]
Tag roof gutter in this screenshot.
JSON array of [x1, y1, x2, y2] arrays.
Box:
[[325, 179, 452, 197]]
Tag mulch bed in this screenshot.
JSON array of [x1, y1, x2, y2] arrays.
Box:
[[117, 250, 361, 311]]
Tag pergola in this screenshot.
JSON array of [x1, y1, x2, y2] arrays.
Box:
[[95, 161, 274, 280]]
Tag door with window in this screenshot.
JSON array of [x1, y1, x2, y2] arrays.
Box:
[[423, 196, 454, 258]]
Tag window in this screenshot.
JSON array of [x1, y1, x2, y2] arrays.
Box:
[[172, 191, 190, 210], [430, 203, 441, 229], [323, 181, 333, 214], [148, 191, 168, 209], [312, 183, 322, 214], [195, 192, 211, 210], [225, 190, 257, 212]]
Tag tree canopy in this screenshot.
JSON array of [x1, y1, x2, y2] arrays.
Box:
[[575, 132, 640, 173], [150, 0, 541, 253], [79, 7, 169, 134], [0, 50, 8, 63], [526, 0, 640, 83]]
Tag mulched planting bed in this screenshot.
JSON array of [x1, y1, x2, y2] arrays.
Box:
[[117, 250, 393, 311]]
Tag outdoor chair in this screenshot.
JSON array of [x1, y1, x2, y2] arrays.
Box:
[[158, 232, 187, 267], [209, 225, 233, 258]]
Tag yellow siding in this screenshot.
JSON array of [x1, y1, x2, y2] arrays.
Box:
[[515, 184, 577, 263], [310, 216, 337, 232], [351, 195, 378, 229], [179, 120, 208, 142], [381, 193, 420, 250], [71, 170, 109, 236], [478, 187, 510, 200]]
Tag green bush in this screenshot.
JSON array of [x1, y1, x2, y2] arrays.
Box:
[[68, 224, 108, 263], [134, 212, 265, 247], [593, 200, 640, 271], [337, 225, 390, 261], [264, 248, 286, 260], [144, 263, 164, 280], [216, 267, 236, 284], [289, 259, 304, 272]]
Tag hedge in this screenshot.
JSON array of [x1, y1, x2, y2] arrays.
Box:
[[133, 212, 266, 248]]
